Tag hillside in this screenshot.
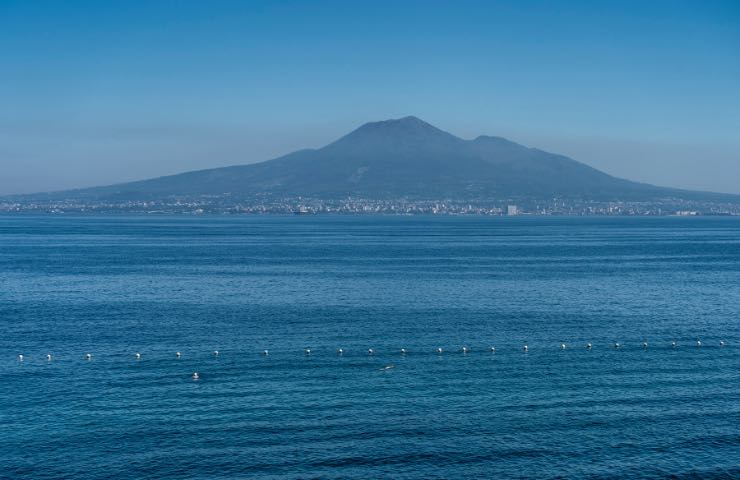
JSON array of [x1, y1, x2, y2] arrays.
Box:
[[12, 116, 737, 203]]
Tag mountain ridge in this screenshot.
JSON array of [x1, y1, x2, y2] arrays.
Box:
[[8, 116, 740, 204]]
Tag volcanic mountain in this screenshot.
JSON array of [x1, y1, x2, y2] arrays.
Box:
[[16, 116, 735, 202]]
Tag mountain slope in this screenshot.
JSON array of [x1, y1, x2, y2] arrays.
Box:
[[15, 116, 735, 202]]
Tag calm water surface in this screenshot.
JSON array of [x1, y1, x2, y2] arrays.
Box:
[[1, 215, 739, 479]]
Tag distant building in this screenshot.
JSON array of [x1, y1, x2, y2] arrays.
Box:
[[507, 205, 519, 216]]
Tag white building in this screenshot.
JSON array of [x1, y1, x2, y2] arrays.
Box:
[[507, 205, 519, 216]]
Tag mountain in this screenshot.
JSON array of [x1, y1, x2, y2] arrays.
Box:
[[12, 116, 738, 203]]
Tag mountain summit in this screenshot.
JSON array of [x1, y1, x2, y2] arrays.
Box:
[[17, 116, 731, 203], [334, 116, 460, 146]]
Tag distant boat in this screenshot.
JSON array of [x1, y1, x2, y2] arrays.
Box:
[[293, 206, 312, 215]]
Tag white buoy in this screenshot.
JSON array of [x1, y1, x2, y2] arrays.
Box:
[[462, 346, 469, 353], [213, 350, 220, 356], [560, 343, 566, 350], [436, 347, 443, 354], [696, 340, 702, 347], [614, 342, 620, 349], [586, 343, 592, 349], [368, 348, 374, 355], [720, 341, 725, 347], [305, 348, 311, 355], [176, 351, 182, 358], [192, 372, 200, 380], [46, 353, 52, 361], [642, 342, 648, 349], [337, 348, 343, 355], [671, 341, 676, 348], [400, 348, 407, 354], [85, 353, 92, 360], [490, 346, 496, 353], [18, 354, 24, 362], [262, 349, 269, 356], [135, 353, 141, 359], [523, 345, 528, 352]]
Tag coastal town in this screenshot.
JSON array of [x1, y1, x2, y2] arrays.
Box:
[[2, 196, 739, 216]]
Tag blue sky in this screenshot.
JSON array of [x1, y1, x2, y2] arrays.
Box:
[[1, 0, 738, 194]]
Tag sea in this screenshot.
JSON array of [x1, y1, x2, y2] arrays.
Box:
[[1, 215, 739, 479]]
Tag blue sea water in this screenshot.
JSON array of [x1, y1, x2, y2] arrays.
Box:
[[1, 215, 739, 479]]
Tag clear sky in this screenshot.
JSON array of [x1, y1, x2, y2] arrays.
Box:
[[1, 0, 739, 195]]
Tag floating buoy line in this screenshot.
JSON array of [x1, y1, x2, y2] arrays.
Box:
[[11, 340, 731, 365]]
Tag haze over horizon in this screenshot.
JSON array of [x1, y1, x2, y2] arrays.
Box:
[[2, 0, 739, 195]]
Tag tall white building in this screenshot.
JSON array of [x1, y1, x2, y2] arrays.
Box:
[[507, 205, 518, 216]]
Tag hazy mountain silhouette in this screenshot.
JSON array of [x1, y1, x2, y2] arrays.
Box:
[[17, 116, 737, 202]]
